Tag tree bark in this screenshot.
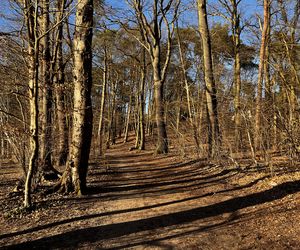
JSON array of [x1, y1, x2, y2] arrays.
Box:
[[124, 96, 132, 143], [231, 0, 242, 151], [177, 26, 200, 150], [138, 47, 146, 150], [60, 0, 94, 195], [129, 0, 180, 154], [54, 0, 68, 166], [153, 46, 168, 154], [197, 0, 221, 157], [97, 47, 107, 156], [255, 0, 270, 151], [23, 0, 39, 208], [40, 0, 52, 171]]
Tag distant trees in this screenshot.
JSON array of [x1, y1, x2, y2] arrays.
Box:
[[127, 0, 180, 154], [0, 0, 299, 208], [0, 24, 28, 180], [269, 0, 300, 155]]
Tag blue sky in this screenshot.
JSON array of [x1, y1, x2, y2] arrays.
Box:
[[0, 1, 20, 33], [0, 0, 263, 33]]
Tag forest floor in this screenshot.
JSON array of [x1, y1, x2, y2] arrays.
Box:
[[1, 135, 300, 249]]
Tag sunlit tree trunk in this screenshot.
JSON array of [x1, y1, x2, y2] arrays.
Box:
[[230, 0, 242, 151], [146, 84, 154, 136], [255, 0, 270, 151], [97, 47, 107, 156], [129, 0, 180, 154], [264, 19, 272, 149], [23, 0, 39, 208], [176, 25, 200, 150], [197, 0, 221, 157], [138, 47, 146, 150], [60, 0, 94, 195], [279, 1, 300, 131], [124, 95, 132, 143], [153, 46, 168, 153]]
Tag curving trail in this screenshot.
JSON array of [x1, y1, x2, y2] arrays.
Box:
[[1, 138, 300, 249]]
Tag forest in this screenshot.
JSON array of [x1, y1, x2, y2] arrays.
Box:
[[0, 0, 300, 249]]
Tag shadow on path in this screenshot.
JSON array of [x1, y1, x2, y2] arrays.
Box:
[[2, 180, 300, 249]]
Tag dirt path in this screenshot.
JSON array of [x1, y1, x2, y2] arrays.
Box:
[[1, 139, 300, 249]]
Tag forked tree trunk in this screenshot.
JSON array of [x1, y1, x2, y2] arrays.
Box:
[[131, 0, 179, 154], [197, 0, 221, 157], [60, 0, 93, 195]]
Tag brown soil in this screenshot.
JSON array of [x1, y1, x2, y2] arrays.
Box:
[[0, 136, 300, 249]]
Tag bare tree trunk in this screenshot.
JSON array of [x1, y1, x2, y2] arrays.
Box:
[[106, 82, 112, 149], [60, 0, 94, 195], [0, 135, 3, 157], [279, 1, 300, 139], [230, 0, 242, 151], [147, 84, 153, 135], [40, 0, 52, 171], [124, 96, 132, 143], [111, 80, 117, 145], [138, 48, 146, 150], [177, 25, 200, 150], [176, 94, 182, 131], [23, 0, 39, 208], [153, 47, 168, 154], [55, 59, 68, 165], [129, 0, 180, 154], [106, 78, 117, 148], [255, 0, 270, 151], [97, 47, 107, 156], [54, 0, 68, 166], [197, 0, 221, 157], [264, 23, 272, 149]]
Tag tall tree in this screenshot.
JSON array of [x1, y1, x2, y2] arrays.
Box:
[[230, 0, 243, 150], [53, 0, 69, 166], [197, 0, 221, 157], [137, 45, 146, 150], [176, 25, 200, 150], [59, 0, 94, 195], [40, 0, 52, 171], [127, 0, 180, 154], [255, 0, 270, 151], [212, 0, 244, 150], [97, 46, 108, 156], [23, 0, 40, 208]]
